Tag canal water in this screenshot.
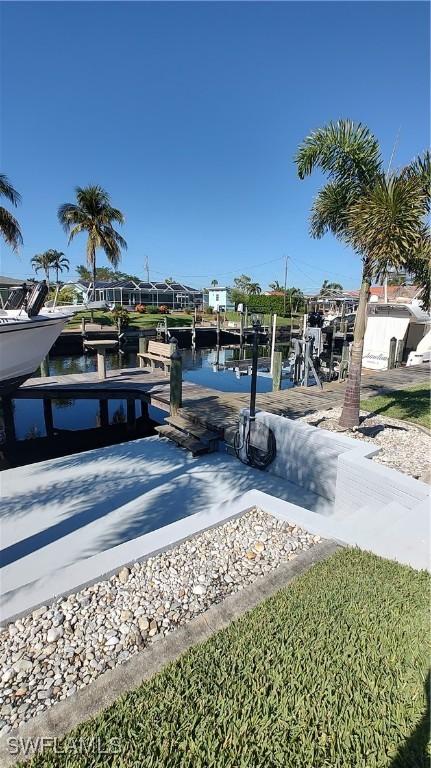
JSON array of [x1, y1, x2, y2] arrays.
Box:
[[12, 344, 293, 442]]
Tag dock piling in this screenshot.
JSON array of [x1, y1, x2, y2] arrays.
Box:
[[169, 338, 182, 416], [96, 350, 107, 380], [388, 337, 397, 369], [138, 336, 149, 367], [272, 351, 282, 391], [40, 356, 50, 378]]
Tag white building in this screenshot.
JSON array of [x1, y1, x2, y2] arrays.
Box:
[[205, 286, 235, 311]]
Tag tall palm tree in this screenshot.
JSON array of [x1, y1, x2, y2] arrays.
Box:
[[0, 174, 23, 252], [320, 279, 343, 296], [269, 280, 283, 291], [248, 282, 262, 296], [211, 279, 218, 286], [58, 186, 127, 301], [48, 249, 70, 284], [295, 120, 429, 428], [31, 251, 53, 284]]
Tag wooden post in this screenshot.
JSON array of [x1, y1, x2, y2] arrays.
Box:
[[395, 339, 404, 367], [270, 313, 277, 374], [340, 339, 350, 380], [216, 311, 220, 346], [99, 399, 109, 429], [329, 328, 336, 379], [81, 317, 86, 336], [245, 305, 248, 330], [239, 312, 244, 346], [2, 397, 16, 443], [191, 315, 196, 349], [40, 356, 49, 378], [138, 335, 149, 367], [388, 337, 397, 369], [96, 350, 107, 380], [126, 399, 136, 431], [140, 398, 149, 419], [169, 338, 182, 416], [272, 350, 282, 391], [43, 398, 54, 438]]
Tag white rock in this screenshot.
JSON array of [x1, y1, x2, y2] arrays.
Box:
[[192, 584, 206, 596], [2, 668, 16, 684], [118, 567, 130, 584], [46, 628, 61, 644]]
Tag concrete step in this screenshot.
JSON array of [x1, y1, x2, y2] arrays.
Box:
[[165, 415, 221, 447], [336, 499, 430, 570], [155, 425, 210, 457]]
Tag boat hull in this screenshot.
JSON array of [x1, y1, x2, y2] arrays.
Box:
[[0, 314, 71, 396]]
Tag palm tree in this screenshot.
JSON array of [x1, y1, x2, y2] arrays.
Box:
[[211, 279, 218, 286], [295, 119, 429, 428], [31, 251, 53, 284], [320, 279, 343, 296], [58, 186, 127, 303], [0, 174, 23, 252], [269, 280, 283, 291], [248, 282, 262, 296], [48, 250, 70, 284]]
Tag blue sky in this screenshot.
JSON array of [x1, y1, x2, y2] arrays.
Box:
[[1, 1, 429, 291]]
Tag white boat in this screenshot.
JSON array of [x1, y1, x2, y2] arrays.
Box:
[[363, 301, 431, 370], [0, 308, 73, 395], [0, 282, 78, 396]]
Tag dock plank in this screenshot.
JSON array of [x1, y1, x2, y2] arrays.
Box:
[[13, 363, 430, 440]]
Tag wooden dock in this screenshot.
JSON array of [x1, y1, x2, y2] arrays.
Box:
[[8, 362, 429, 446]]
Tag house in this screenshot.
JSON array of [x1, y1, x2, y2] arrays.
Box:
[[369, 284, 422, 304], [205, 287, 235, 311], [67, 280, 204, 310]]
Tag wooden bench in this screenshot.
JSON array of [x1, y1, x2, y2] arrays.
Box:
[[137, 340, 174, 375]]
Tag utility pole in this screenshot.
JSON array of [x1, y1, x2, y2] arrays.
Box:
[[144, 255, 150, 283], [283, 255, 288, 316]]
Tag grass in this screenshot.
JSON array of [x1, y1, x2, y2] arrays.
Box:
[[361, 382, 431, 430], [66, 310, 192, 329], [26, 549, 430, 768]]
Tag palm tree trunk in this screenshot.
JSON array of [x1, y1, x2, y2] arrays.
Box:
[[338, 273, 371, 429]]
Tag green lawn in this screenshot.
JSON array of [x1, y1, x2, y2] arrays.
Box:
[[361, 382, 431, 430], [67, 310, 192, 329], [27, 549, 430, 768]]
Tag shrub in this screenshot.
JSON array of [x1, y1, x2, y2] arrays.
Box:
[[159, 305, 169, 314], [206, 306, 214, 315], [135, 304, 147, 314], [111, 305, 130, 328]]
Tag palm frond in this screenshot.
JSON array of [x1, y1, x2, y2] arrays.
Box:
[[0, 174, 21, 206], [310, 181, 353, 239], [346, 174, 429, 280], [0, 206, 23, 251], [295, 119, 382, 184]]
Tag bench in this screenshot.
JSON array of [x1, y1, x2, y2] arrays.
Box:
[[137, 340, 174, 375]]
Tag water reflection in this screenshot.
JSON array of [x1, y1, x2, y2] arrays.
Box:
[[15, 344, 292, 441]]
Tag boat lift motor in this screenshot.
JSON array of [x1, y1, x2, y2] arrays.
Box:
[[233, 316, 276, 469]]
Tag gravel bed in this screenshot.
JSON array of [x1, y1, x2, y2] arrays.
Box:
[[0, 508, 321, 735], [301, 407, 431, 480]]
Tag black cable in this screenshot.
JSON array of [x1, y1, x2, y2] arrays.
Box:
[[233, 420, 276, 470]]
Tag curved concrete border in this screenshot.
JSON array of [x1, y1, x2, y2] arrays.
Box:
[[0, 540, 339, 767]]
